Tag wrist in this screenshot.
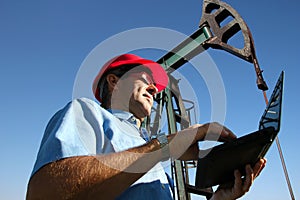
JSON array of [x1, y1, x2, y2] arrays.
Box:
[[151, 133, 170, 161]]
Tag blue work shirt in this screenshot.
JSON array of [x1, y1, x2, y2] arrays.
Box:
[[31, 97, 172, 199]]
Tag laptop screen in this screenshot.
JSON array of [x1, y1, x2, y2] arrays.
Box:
[[259, 71, 284, 132]]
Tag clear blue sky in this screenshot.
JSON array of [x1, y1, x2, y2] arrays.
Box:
[[0, 1, 299, 199]]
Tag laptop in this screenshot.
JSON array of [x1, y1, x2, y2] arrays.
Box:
[[195, 71, 284, 189]]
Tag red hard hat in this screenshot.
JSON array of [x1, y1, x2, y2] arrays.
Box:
[[92, 54, 169, 102]]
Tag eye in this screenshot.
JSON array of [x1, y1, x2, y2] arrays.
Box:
[[141, 77, 152, 85], [140, 73, 154, 85]]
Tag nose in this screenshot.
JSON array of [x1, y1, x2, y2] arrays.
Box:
[[146, 84, 158, 96]]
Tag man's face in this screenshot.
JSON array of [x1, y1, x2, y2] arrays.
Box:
[[112, 71, 158, 120]]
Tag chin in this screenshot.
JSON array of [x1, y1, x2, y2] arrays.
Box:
[[137, 108, 150, 119], [130, 98, 152, 118], [143, 104, 152, 116], [139, 107, 152, 119]]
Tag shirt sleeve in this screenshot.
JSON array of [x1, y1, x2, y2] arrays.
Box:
[[31, 98, 109, 176]]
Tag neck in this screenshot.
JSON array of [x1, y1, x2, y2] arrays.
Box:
[[107, 105, 144, 128], [136, 118, 142, 128]]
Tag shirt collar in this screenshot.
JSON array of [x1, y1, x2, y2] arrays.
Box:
[[108, 109, 150, 141], [108, 109, 139, 126]]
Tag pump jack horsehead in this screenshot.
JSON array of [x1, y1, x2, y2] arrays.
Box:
[[151, 0, 295, 199]]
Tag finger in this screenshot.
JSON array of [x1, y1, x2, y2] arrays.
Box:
[[253, 158, 265, 176], [221, 125, 237, 139], [229, 169, 244, 198], [203, 122, 237, 142], [253, 158, 267, 178], [218, 130, 236, 142], [233, 169, 242, 190], [242, 164, 254, 192], [215, 123, 237, 141]]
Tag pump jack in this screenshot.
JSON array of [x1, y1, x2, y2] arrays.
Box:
[[146, 0, 295, 199]]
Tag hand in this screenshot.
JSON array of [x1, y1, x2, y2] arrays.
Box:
[[192, 122, 237, 143], [211, 158, 267, 200], [169, 122, 236, 160]]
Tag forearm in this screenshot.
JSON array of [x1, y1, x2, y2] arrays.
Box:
[[27, 139, 163, 200]]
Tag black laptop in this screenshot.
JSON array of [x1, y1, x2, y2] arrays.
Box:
[[195, 71, 284, 189]]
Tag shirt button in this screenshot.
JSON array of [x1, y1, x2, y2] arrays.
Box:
[[130, 116, 136, 123], [161, 184, 165, 189]]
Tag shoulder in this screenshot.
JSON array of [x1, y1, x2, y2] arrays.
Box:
[[70, 97, 101, 110], [64, 97, 109, 116], [68, 98, 117, 125], [44, 98, 111, 134]]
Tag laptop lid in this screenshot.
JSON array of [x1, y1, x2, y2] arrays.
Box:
[[195, 71, 284, 189], [259, 71, 284, 133]]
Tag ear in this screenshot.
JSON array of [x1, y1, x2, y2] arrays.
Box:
[[106, 74, 119, 91]]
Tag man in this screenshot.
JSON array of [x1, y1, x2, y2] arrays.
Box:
[[27, 54, 266, 199]]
